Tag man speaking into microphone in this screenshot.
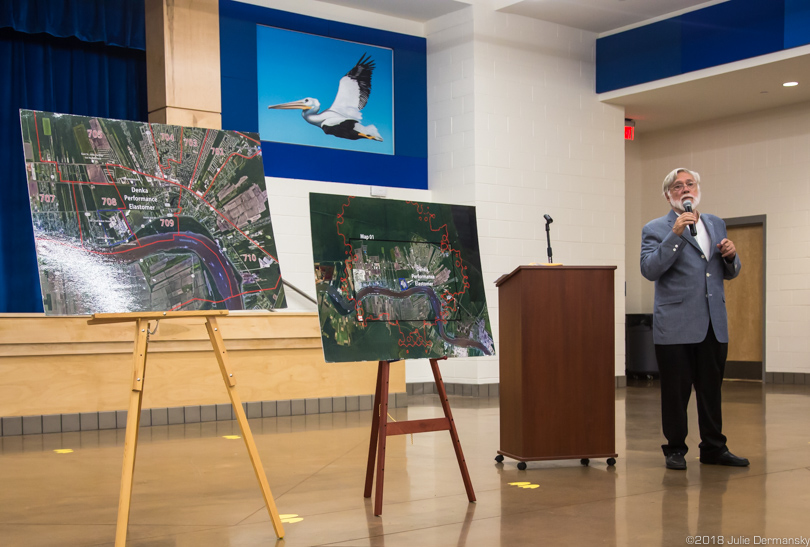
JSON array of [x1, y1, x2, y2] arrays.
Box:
[[640, 168, 748, 470]]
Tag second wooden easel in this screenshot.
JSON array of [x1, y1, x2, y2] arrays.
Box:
[[88, 310, 285, 546], [363, 357, 476, 515]]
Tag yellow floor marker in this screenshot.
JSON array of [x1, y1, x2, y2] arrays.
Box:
[[508, 481, 539, 489], [222, 435, 241, 440], [53, 449, 74, 454], [279, 514, 304, 524]]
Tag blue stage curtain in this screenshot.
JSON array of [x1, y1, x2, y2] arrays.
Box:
[[0, 0, 145, 50], [0, 18, 146, 312]]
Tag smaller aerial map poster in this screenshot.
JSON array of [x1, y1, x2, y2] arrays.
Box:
[[20, 110, 285, 314], [310, 193, 495, 363]]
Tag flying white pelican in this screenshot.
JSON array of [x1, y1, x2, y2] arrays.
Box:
[[268, 54, 384, 142]]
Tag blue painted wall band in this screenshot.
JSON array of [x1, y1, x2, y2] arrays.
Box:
[[596, 0, 809, 94]]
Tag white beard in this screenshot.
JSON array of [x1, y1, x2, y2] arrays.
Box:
[[670, 191, 701, 212]]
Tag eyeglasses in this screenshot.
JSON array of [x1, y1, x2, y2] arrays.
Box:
[[669, 181, 696, 193]]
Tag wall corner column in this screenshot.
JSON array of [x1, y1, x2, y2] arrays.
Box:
[[145, 0, 222, 129]]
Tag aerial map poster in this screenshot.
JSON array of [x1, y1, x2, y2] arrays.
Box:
[[19, 110, 285, 314], [310, 193, 495, 363]]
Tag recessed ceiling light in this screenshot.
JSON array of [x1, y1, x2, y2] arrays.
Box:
[[783, 81, 799, 87]]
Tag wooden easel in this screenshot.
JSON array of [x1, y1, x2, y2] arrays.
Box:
[[87, 311, 285, 545], [363, 357, 475, 516]]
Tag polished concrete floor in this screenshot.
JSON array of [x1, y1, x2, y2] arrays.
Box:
[[2, 381, 810, 546]]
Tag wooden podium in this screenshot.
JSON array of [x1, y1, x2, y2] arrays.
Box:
[[494, 266, 618, 469]]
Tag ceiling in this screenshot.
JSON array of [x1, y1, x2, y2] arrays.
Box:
[[313, 0, 472, 23], [494, 0, 721, 34], [308, 0, 810, 134], [602, 52, 810, 134], [314, 0, 723, 31]]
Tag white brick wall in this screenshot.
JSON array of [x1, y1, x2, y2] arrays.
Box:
[[262, 3, 628, 384], [420, 5, 627, 383], [625, 139, 644, 314], [626, 102, 810, 374], [427, 7, 476, 211]]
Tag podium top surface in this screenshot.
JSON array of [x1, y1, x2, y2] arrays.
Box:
[[494, 265, 617, 287]]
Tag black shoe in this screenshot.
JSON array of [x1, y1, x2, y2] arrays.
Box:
[[665, 453, 687, 470], [699, 451, 750, 467]]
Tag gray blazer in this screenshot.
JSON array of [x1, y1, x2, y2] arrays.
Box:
[[640, 210, 741, 345]]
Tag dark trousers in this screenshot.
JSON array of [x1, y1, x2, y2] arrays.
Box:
[[654, 325, 728, 458]]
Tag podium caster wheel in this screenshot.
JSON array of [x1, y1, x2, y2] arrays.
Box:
[[495, 455, 504, 463], [517, 462, 527, 470], [607, 458, 616, 466], [580, 458, 589, 466]]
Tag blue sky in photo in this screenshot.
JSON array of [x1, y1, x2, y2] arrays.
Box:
[[257, 25, 394, 155]]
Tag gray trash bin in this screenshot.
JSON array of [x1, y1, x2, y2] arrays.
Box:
[[626, 314, 658, 379]]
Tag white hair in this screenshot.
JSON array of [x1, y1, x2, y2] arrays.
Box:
[[662, 168, 701, 197]]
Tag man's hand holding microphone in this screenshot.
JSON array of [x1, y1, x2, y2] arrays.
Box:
[[672, 198, 698, 237], [671, 198, 736, 260]]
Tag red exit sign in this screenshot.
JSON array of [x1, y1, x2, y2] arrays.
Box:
[[624, 125, 635, 140]]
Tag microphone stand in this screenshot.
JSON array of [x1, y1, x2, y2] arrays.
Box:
[[544, 215, 554, 264]]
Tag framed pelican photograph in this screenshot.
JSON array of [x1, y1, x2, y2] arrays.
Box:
[[220, 1, 427, 189], [257, 26, 394, 155]]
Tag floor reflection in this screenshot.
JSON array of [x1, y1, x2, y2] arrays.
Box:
[[0, 382, 808, 546]]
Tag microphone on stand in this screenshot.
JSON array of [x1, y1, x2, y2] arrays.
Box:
[[682, 199, 697, 237], [544, 214, 554, 264]]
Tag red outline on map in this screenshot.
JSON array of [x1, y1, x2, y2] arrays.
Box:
[[31, 112, 281, 310], [333, 197, 472, 354], [149, 124, 184, 173]]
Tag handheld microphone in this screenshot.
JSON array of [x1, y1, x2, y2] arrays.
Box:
[[682, 199, 697, 237]]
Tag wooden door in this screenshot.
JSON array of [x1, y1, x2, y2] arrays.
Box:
[[724, 224, 764, 380]]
